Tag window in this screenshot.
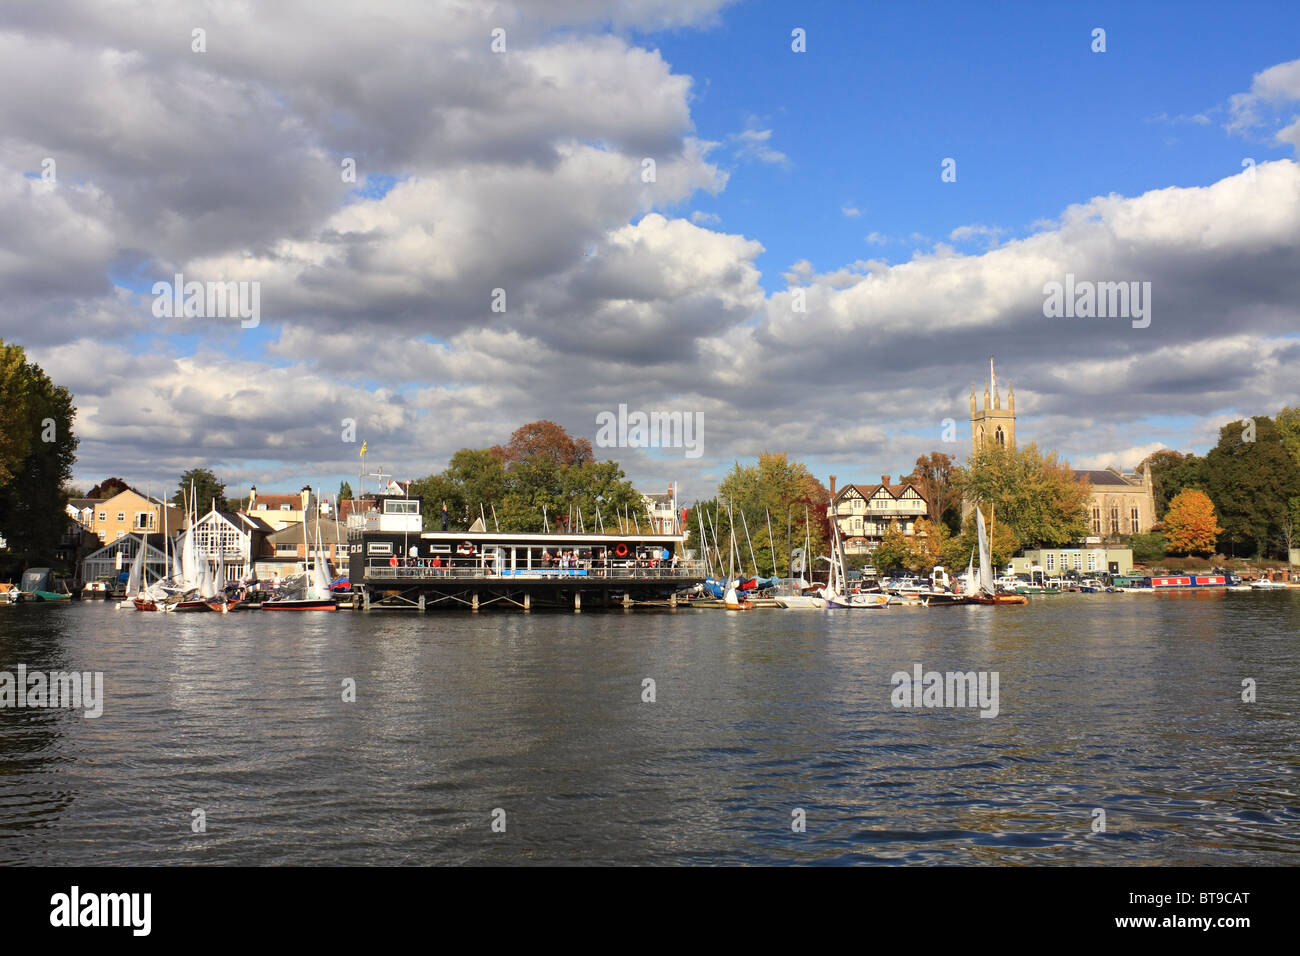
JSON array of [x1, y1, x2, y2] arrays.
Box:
[[280, 504, 291, 511], [117, 512, 126, 522], [1092, 507, 1100, 534], [98, 511, 107, 522], [134, 512, 152, 530], [383, 499, 419, 515], [1073, 553, 1082, 570], [1087, 552, 1097, 571], [367, 542, 393, 555], [1110, 507, 1119, 535], [1130, 507, 1139, 534], [1046, 553, 1055, 571]]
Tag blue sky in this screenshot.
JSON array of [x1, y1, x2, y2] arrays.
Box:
[[648, 0, 1299, 288]]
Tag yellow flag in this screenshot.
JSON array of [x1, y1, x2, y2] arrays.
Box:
[[359, 441, 367, 457]]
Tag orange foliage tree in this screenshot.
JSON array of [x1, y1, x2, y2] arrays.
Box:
[[1162, 488, 1222, 556]]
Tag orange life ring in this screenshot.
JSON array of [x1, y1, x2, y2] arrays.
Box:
[[615, 543, 628, 557]]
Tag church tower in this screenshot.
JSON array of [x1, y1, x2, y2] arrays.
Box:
[[970, 356, 1015, 455]]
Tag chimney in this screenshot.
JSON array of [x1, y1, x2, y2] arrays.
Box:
[[829, 474, 837, 496], [881, 474, 891, 487], [249, 485, 257, 508], [300, 486, 312, 512]]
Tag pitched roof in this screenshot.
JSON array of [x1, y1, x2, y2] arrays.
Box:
[[68, 498, 105, 510], [248, 493, 305, 511], [267, 518, 348, 544], [836, 482, 930, 504], [1073, 469, 1138, 487]]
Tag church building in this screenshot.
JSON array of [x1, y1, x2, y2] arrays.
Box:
[[968, 358, 1156, 542]]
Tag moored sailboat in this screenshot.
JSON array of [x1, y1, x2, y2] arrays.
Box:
[[965, 507, 1028, 606]]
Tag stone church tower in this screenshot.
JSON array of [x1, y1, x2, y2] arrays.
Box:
[[970, 356, 1015, 455]]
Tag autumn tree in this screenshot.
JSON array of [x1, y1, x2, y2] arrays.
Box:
[[903, 452, 960, 532], [491, 420, 593, 469], [1163, 489, 1222, 556], [957, 443, 1091, 549]]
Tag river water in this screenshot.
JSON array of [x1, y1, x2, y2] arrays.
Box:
[[1, 592, 1296, 865]]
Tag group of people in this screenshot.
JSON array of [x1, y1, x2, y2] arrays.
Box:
[[541, 549, 581, 569]]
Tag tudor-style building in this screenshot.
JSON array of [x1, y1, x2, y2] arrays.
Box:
[[827, 474, 930, 555]]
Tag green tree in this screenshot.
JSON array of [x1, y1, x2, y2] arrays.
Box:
[[1140, 449, 1208, 519], [339, 481, 353, 501], [173, 467, 228, 513], [1204, 417, 1300, 558], [697, 452, 829, 577], [408, 422, 636, 534], [957, 443, 1091, 549], [1129, 531, 1167, 563], [0, 343, 79, 562], [1275, 406, 1300, 470]]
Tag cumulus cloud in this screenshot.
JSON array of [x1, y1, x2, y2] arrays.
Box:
[[1226, 56, 1300, 145], [3, 3, 1299, 499]]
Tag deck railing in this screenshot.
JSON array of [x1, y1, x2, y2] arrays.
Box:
[[364, 559, 707, 581]]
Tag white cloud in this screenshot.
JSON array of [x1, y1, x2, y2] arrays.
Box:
[[729, 127, 790, 167]]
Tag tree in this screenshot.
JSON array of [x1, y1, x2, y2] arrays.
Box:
[[408, 422, 635, 534], [1275, 406, 1300, 470], [903, 452, 960, 533], [1140, 450, 1208, 519], [173, 467, 227, 513], [339, 481, 353, 501], [702, 452, 830, 577], [870, 525, 912, 574], [1129, 531, 1167, 563], [1204, 417, 1300, 557], [1163, 489, 1222, 556], [87, 477, 131, 499], [1275, 496, 1300, 559], [491, 420, 593, 470], [0, 342, 79, 563], [958, 443, 1091, 548]]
